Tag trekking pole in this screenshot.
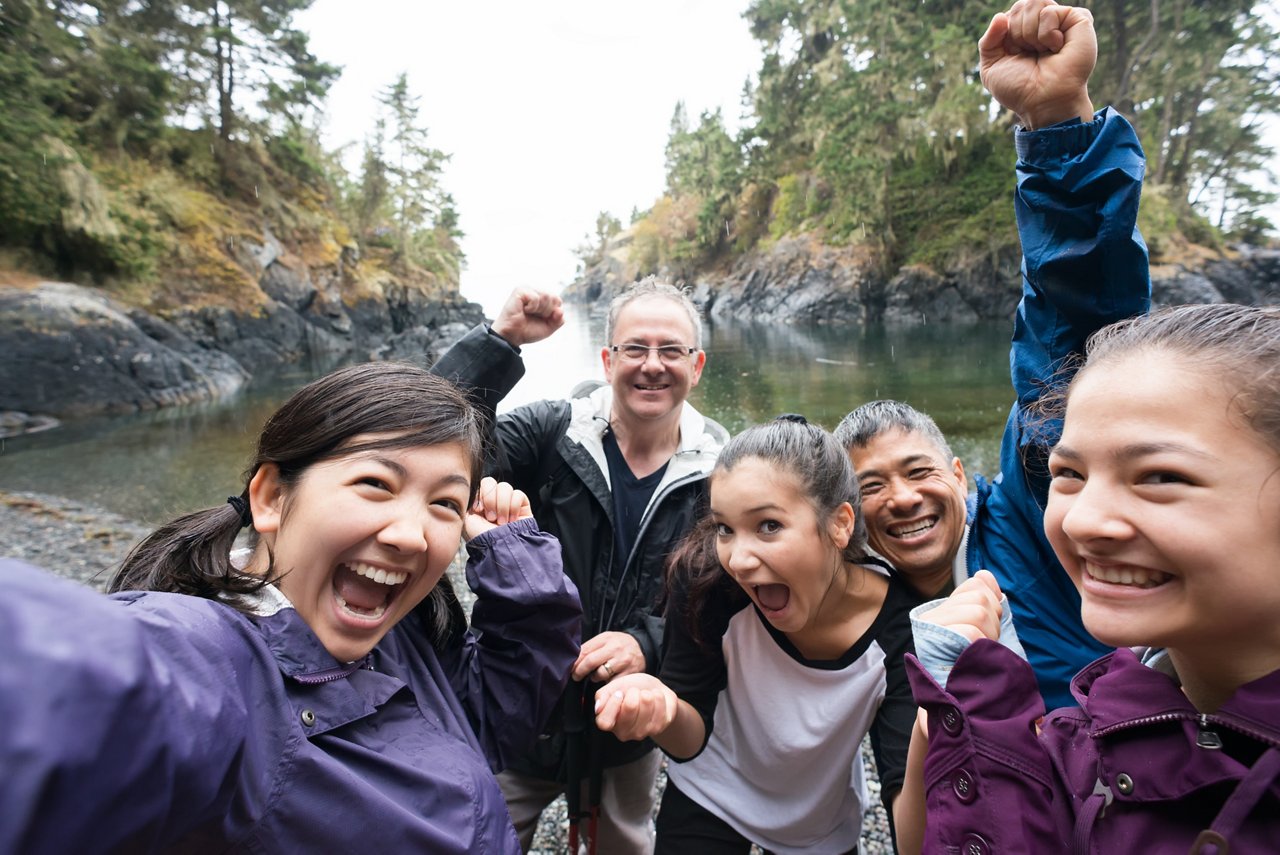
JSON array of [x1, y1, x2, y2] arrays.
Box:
[[585, 680, 603, 855], [564, 678, 586, 854]]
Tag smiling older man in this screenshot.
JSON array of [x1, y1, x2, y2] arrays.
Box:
[[431, 278, 726, 854]]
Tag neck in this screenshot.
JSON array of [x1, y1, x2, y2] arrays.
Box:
[[609, 408, 683, 475], [790, 559, 887, 659], [1168, 646, 1280, 714]]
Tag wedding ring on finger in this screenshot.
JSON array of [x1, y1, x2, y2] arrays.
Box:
[[602, 660, 614, 678]]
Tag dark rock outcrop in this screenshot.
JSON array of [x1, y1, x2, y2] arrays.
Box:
[[0, 282, 249, 417], [0, 231, 486, 421], [566, 231, 1279, 324]]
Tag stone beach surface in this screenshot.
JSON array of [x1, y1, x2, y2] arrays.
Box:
[[0, 490, 895, 853]]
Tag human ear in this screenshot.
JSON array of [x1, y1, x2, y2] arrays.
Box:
[[248, 463, 284, 535], [828, 501, 857, 549], [601, 346, 614, 380], [951, 457, 966, 488], [689, 349, 707, 387]]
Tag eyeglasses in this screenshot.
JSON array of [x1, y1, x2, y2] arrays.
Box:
[[609, 344, 699, 364]]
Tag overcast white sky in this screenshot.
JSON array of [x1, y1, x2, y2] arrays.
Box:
[[297, 1, 761, 316]]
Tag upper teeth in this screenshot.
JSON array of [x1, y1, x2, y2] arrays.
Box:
[[351, 562, 407, 586], [1087, 564, 1170, 589], [890, 519, 935, 538]]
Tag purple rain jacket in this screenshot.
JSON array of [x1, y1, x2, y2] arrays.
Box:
[[0, 517, 582, 854], [907, 641, 1280, 854]]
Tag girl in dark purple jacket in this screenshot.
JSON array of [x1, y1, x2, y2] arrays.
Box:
[[906, 302, 1280, 853], [0, 363, 581, 854]]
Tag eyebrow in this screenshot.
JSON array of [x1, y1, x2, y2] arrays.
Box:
[[1051, 442, 1218, 462], [710, 502, 785, 516]]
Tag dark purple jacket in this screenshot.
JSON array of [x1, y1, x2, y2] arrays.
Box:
[[908, 641, 1280, 854], [0, 518, 581, 854]]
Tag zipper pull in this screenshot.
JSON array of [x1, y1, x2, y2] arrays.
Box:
[[1196, 713, 1223, 750]]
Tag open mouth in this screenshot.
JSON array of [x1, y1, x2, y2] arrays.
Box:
[[887, 516, 938, 540], [753, 582, 791, 613], [635, 383, 669, 391], [1085, 563, 1171, 590], [332, 560, 409, 621]]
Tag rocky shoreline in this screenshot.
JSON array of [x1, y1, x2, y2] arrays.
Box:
[[0, 490, 896, 853], [567, 230, 1280, 325]]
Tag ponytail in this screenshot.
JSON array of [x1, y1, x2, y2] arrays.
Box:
[[109, 495, 276, 612]]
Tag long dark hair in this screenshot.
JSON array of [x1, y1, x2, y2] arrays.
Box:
[[110, 362, 484, 641], [669, 416, 872, 647]]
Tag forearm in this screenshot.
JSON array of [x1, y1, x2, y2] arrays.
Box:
[[1012, 108, 1150, 399], [893, 712, 929, 855], [459, 519, 583, 766], [430, 323, 525, 418], [650, 697, 708, 761]]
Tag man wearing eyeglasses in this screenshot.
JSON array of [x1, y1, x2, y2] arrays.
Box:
[[432, 277, 726, 854]]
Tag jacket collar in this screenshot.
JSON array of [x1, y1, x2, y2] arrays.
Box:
[[1075, 649, 1280, 747], [565, 384, 726, 482]]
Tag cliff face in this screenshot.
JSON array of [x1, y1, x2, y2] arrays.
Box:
[[0, 229, 483, 425], [565, 230, 1280, 322]]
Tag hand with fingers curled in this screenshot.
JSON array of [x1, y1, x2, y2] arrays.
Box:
[[463, 476, 532, 540], [918, 570, 1006, 644], [571, 630, 645, 683], [490, 287, 565, 349], [979, 0, 1097, 129], [592, 673, 680, 743]]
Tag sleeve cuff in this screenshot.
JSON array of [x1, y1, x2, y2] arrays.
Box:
[[1015, 106, 1109, 162], [485, 323, 521, 354], [909, 595, 1027, 689]]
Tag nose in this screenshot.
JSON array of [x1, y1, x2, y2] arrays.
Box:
[[376, 510, 429, 555], [640, 347, 665, 371], [1058, 480, 1134, 544], [722, 538, 759, 577], [885, 477, 923, 512]]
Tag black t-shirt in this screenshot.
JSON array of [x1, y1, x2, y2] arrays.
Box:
[[603, 428, 668, 566]]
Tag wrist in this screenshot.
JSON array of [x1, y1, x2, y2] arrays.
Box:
[[486, 322, 522, 351], [1018, 93, 1094, 131]]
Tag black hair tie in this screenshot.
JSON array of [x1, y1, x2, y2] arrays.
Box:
[[775, 413, 808, 425], [227, 496, 253, 529]]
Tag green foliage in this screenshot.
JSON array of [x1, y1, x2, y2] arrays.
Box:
[[630, 0, 1279, 276]]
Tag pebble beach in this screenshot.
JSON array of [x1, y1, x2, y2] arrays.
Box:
[[0, 490, 895, 853]]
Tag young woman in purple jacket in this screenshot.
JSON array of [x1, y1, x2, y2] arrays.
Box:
[[0, 363, 582, 854], [904, 301, 1280, 853]]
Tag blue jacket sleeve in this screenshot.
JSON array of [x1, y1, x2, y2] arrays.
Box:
[[0, 559, 278, 854], [906, 642, 1073, 854], [976, 108, 1150, 709], [1010, 106, 1151, 454], [440, 518, 583, 771]]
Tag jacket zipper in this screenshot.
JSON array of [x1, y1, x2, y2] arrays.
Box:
[[292, 655, 371, 685], [1094, 711, 1280, 748]]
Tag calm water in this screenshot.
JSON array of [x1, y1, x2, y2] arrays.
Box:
[[0, 310, 1014, 525]]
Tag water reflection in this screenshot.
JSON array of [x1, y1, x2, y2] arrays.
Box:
[[0, 313, 1013, 524]]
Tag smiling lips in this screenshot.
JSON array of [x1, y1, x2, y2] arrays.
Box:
[[887, 517, 938, 540], [333, 560, 409, 620], [1085, 562, 1172, 589]]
